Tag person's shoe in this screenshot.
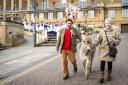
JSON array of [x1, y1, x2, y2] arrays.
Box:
[[107, 76, 111, 81], [98, 72, 104, 83], [85, 74, 89, 80], [99, 78, 104, 83], [73, 68, 77, 73], [63, 75, 69, 80], [107, 71, 112, 81]]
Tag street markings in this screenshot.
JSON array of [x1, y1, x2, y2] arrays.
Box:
[[0, 55, 58, 85]]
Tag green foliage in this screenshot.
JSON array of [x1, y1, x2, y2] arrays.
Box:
[[81, 26, 101, 33], [93, 28, 100, 33], [83, 26, 94, 33], [82, 26, 94, 33]]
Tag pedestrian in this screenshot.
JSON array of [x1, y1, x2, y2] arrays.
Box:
[[77, 24, 82, 33], [56, 19, 81, 80], [92, 18, 121, 83]]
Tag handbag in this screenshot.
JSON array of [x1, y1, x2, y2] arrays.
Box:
[[104, 31, 117, 58]]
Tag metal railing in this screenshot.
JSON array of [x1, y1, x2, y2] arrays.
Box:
[[35, 4, 66, 10]]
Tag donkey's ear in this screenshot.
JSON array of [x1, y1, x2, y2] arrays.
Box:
[[81, 30, 85, 34], [87, 32, 92, 35]]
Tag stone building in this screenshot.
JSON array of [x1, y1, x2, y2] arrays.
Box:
[[0, 0, 128, 32]]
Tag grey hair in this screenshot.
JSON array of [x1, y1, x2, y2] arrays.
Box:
[[105, 18, 112, 24]]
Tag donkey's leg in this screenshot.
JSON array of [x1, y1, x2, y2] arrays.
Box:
[[89, 51, 95, 73], [90, 59, 93, 73], [86, 59, 91, 80], [82, 60, 86, 75]]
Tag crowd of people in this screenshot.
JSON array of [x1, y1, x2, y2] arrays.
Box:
[[23, 21, 63, 33]]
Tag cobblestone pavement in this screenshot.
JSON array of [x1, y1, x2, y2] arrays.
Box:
[[0, 34, 128, 85]]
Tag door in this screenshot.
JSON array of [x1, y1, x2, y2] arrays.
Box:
[[121, 24, 128, 33]]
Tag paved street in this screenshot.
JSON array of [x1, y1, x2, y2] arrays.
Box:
[[0, 34, 128, 85], [0, 36, 57, 80]]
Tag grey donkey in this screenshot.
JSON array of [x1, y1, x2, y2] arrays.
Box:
[[79, 31, 96, 79]]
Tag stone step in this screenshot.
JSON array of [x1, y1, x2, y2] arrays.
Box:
[[47, 33, 56, 36], [0, 48, 5, 50], [48, 38, 56, 40], [0, 44, 5, 50], [48, 38, 57, 41], [38, 33, 57, 46], [48, 36, 56, 38], [39, 43, 56, 46], [47, 40, 56, 43]]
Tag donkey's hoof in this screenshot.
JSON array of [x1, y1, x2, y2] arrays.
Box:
[[85, 74, 89, 80], [86, 75, 89, 80]]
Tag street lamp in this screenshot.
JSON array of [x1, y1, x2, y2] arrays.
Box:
[[33, 0, 37, 47]]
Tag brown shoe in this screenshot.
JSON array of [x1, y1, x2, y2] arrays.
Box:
[[99, 78, 104, 83], [98, 72, 104, 83]]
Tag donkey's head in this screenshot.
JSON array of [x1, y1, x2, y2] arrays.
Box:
[[81, 31, 92, 44], [81, 31, 92, 55]]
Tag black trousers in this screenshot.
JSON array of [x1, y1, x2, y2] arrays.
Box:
[[100, 60, 112, 72]]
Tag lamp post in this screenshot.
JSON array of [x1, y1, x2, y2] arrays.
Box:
[[33, 0, 37, 47]]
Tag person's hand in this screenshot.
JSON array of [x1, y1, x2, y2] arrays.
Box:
[[109, 37, 116, 46], [110, 41, 116, 47], [108, 36, 115, 43], [56, 48, 60, 53]]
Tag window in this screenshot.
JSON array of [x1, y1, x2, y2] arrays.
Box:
[[80, 0, 87, 8], [22, 0, 27, 10], [0, 0, 3, 11], [108, 10, 115, 18], [61, 0, 66, 8], [6, 0, 11, 11], [122, 9, 128, 17], [122, 0, 128, 3], [78, 11, 84, 18], [14, 1, 16, 10], [61, 0, 66, 4], [31, 14, 34, 21], [44, 0, 48, 9], [48, 12, 53, 19], [30, 13, 39, 21], [57, 12, 63, 19], [109, 0, 114, 3], [39, 13, 44, 20], [88, 10, 94, 18]]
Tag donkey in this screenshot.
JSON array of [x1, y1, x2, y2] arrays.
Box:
[[79, 31, 95, 79]]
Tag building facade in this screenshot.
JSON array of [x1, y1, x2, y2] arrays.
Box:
[[0, 0, 128, 32]]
